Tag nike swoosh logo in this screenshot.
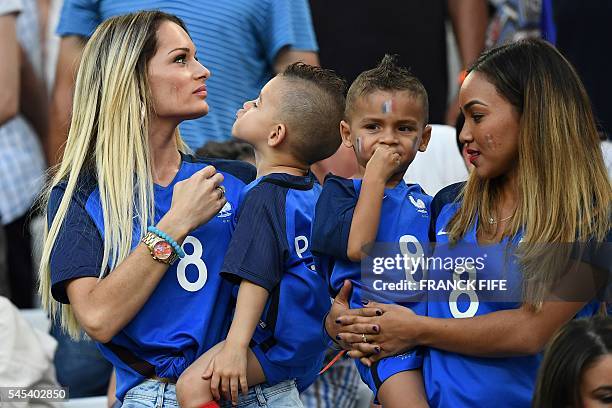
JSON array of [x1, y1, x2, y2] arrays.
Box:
[[437, 229, 448, 235]]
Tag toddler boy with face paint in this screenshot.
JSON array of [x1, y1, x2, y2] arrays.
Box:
[[312, 55, 432, 407]]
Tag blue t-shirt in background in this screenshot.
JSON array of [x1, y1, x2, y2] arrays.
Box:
[[221, 172, 331, 391], [55, 0, 318, 149], [48, 155, 255, 401]]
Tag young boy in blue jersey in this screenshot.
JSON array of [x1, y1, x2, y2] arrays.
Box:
[[176, 63, 346, 408], [312, 55, 432, 408]]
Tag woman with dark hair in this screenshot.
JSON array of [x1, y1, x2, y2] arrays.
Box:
[[533, 316, 612, 408], [325, 39, 611, 407]]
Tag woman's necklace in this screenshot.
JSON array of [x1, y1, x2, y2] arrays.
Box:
[[488, 213, 514, 225]]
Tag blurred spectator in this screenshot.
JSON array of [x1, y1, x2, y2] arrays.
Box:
[[550, 0, 612, 141], [46, 0, 319, 165], [486, 0, 542, 48], [0, 226, 8, 298], [0, 296, 60, 408], [602, 139, 612, 179], [0, 0, 47, 309], [196, 139, 255, 165], [49, 317, 113, 398], [533, 316, 612, 408], [403, 124, 469, 195], [309, 0, 488, 126], [542, 0, 612, 180], [39, 0, 63, 91], [300, 353, 365, 408]]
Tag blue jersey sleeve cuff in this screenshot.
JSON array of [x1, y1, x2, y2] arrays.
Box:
[[220, 268, 278, 293]]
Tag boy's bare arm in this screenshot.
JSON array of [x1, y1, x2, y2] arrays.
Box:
[[227, 280, 269, 347], [203, 280, 269, 403], [347, 147, 401, 261], [347, 174, 386, 262]]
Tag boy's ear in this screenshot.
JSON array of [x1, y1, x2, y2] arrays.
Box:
[[340, 120, 353, 148], [417, 124, 432, 152], [268, 123, 287, 147]]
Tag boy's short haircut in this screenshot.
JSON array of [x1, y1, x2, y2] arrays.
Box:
[[278, 63, 347, 165], [345, 54, 429, 124]]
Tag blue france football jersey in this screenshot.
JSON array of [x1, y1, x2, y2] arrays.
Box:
[[312, 175, 431, 313], [48, 154, 255, 401], [424, 182, 603, 408], [221, 172, 330, 391]]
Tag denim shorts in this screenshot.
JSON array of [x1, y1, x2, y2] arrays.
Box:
[[121, 379, 302, 408]]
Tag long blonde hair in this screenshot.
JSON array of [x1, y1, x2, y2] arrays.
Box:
[[39, 11, 190, 338], [447, 40, 611, 307]]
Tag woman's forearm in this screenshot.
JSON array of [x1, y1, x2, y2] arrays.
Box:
[[415, 301, 585, 356], [66, 215, 190, 342]]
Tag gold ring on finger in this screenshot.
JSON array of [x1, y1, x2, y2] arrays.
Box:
[[362, 333, 368, 343]]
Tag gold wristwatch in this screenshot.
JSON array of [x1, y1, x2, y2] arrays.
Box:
[[141, 232, 179, 265]]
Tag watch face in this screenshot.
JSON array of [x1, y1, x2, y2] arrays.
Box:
[[153, 241, 173, 260]]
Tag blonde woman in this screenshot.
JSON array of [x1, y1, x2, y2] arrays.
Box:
[[39, 11, 256, 406], [325, 39, 611, 407]]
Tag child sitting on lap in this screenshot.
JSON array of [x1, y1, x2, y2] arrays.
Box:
[[312, 55, 432, 408], [176, 63, 346, 408]]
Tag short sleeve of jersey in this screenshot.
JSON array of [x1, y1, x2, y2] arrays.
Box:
[[56, 0, 101, 38], [221, 182, 288, 292], [48, 183, 104, 304], [311, 175, 357, 261], [202, 157, 257, 186], [429, 182, 465, 242], [262, 0, 318, 65]]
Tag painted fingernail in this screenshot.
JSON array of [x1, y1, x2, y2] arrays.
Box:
[[361, 299, 369, 305], [374, 346, 381, 353], [376, 310, 382, 316], [373, 326, 379, 332], [335, 319, 342, 324], [336, 335, 342, 341]]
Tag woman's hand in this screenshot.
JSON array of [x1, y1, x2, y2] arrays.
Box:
[[164, 165, 226, 236], [336, 301, 424, 366], [325, 280, 382, 350], [202, 342, 248, 405]]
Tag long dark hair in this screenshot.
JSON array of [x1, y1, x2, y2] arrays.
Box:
[[447, 39, 611, 307], [533, 316, 612, 407]]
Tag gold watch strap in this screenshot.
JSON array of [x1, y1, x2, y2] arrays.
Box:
[[141, 232, 179, 265]]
